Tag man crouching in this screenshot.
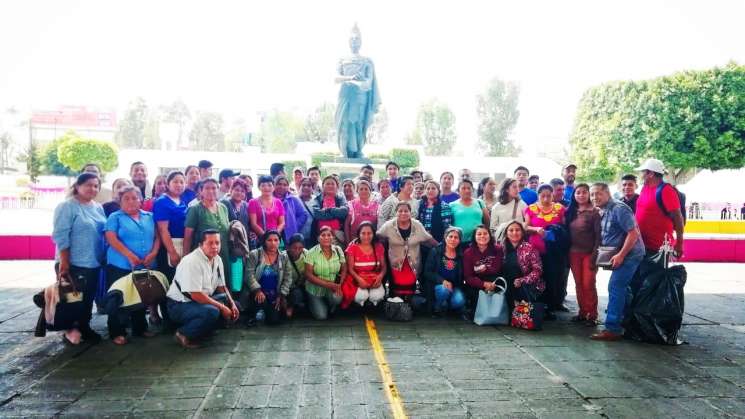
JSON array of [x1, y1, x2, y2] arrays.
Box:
[[167, 229, 239, 348]]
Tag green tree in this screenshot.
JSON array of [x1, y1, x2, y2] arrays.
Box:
[[304, 102, 335, 143], [161, 99, 191, 147], [143, 110, 161, 150], [114, 97, 148, 148], [391, 148, 420, 170], [18, 144, 41, 182], [570, 62, 745, 182], [414, 99, 457, 156], [225, 118, 251, 152], [0, 132, 12, 173], [257, 110, 304, 153], [39, 133, 77, 176], [476, 78, 521, 156], [57, 134, 118, 173], [189, 112, 225, 151]]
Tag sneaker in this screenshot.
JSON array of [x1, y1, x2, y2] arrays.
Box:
[[590, 330, 623, 341]]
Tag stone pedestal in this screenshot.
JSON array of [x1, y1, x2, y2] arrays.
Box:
[[320, 158, 383, 181]]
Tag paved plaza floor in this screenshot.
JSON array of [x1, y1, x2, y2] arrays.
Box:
[[0, 261, 743, 418]]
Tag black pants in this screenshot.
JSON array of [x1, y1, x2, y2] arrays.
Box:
[[105, 265, 148, 338], [156, 245, 176, 282], [55, 263, 99, 333], [541, 253, 568, 310], [243, 293, 282, 325]]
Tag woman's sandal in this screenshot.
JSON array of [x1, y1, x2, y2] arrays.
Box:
[[112, 336, 128, 345]]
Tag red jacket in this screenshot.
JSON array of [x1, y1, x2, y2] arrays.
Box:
[[463, 244, 504, 290]]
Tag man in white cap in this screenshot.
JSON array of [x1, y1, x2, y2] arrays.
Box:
[[634, 158, 685, 257]]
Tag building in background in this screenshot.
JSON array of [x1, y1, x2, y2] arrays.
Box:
[[30, 106, 117, 145]]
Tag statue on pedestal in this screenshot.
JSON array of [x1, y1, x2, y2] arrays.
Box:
[[334, 24, 381, 159]]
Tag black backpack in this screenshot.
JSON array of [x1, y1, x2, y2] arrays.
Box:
[[655, 182, 687, 225]]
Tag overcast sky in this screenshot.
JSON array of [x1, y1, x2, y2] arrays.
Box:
[[1, 0, 744, 156]]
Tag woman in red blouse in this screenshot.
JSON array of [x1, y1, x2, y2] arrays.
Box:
[[341, 222, 386, 309], [463, 225, 504, 318]]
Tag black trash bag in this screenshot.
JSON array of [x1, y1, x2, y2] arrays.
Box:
[[623, 250, 686, 345]]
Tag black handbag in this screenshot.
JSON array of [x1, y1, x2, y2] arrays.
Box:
[[384, 299, 413, 322], [595, 246, 621, 270], [132, 270, 167, 306]]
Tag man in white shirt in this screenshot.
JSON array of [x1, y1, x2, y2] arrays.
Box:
[[167, 229, 239, 348]]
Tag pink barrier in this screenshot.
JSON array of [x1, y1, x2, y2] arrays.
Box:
[[679, 238, 745, 263], [0, 236, 55, 260], [0, 234, 743, 262]]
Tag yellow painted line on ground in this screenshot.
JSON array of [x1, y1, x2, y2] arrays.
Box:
[[364, 316, 407, 419]]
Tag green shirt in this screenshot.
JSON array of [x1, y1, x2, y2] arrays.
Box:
[[450, 199, 485, 243], [185, 202, 231, 278], [288, 248, 308, 288], [304, 244, 345, 297]]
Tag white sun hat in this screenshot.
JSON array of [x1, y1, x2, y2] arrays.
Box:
[[635, 158, 666, 174]]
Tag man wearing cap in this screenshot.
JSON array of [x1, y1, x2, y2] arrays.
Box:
[[562, 164, 577, 203], [218, 169, 240, 200], [634, 158, 685, 257], [198, 160, 213, 180]]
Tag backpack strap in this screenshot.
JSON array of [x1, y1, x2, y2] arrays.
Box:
[[655, 182, 672, 217]]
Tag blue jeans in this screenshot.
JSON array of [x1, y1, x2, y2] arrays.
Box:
[[605, 257, 642, 334], [434, 285, 466, 312], [168, 293, 228, 339]]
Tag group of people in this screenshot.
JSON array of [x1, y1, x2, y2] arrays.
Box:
[[51, 156, 685, 348]]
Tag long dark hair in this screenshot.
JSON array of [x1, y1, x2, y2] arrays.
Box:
[[477, 177, 491, 199], [498, 178, 518, 205], [352, 221, 381, 272], [565, 183, 590, 225], [470, 224, 495, 249]]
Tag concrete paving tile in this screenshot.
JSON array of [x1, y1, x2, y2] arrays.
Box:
[[242, 367, 277, 385], [215, 367, 250, 386], [134, 397, 202, 412], [403, 402, 467, 418], [62, 399, 133, 415], [237, 384, 273, 408], [77, 387, 148, 401], [194, 409, 233, 419], [144, 385, 211, 399], [201, 387, 242, 410], [299, 383, 331, 407], [297, 405, 332, 417], [0, 400, 69, 416], [302, 366, 331, 384], [267, 384, 300, 408], [463, 400, 533, 416]]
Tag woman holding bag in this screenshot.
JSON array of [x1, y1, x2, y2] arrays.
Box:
[[104, 186, 160, 345], [498, 221, 544, 330], [463, 225, 504, 318], [52, 173, 107, 344]]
